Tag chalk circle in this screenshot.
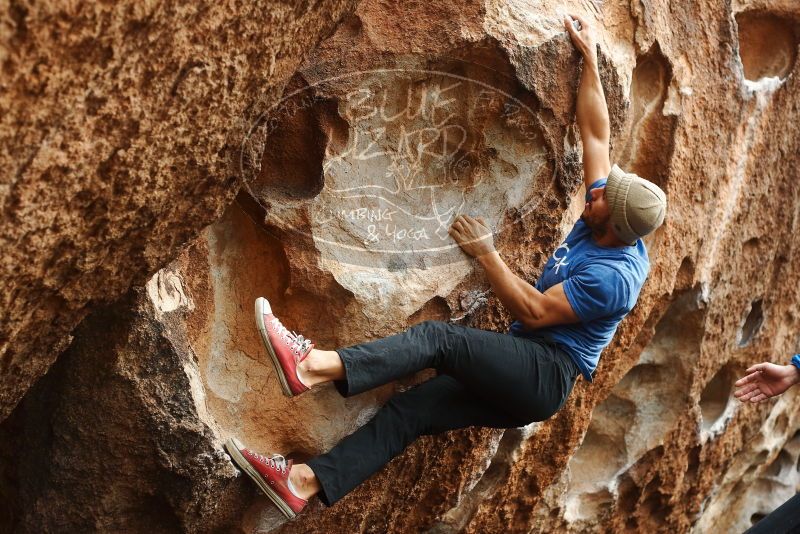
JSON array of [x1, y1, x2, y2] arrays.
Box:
[[238, 64, 552, 269]]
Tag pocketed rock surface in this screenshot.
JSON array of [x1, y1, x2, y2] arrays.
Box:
[[3, 0, 800, 532], [0, 0, 359, 420]]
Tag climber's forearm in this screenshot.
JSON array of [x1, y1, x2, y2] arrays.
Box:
[[478, 251, 571, 328], [576, 57, 611, 186], [478, 252, 547, 323]]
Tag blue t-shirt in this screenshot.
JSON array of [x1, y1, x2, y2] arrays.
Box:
[[508, 219, 649, 381]]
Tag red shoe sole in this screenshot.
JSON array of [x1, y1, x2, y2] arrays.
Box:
[[225, 437, 298, 519], [254, 298, 294, 397]]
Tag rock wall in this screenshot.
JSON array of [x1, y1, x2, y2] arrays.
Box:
[[3, 0, 800, 532], [0, 0, 359, 420]]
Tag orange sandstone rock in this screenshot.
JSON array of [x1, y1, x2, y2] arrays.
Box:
[[0, 0, 359, 420], [2, 0, 800, 532]]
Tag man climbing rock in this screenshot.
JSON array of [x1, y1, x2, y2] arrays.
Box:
[[224, 14, 667, 518]]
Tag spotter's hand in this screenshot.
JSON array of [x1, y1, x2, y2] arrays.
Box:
[[448, 214, 495, 259], [734, 362, 800, 403]]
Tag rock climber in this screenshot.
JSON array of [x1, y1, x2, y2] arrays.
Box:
[[224, 13, 667, 518], [734, 355, 800, 533]]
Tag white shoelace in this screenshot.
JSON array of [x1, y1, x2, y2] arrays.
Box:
[[250, 450, 289, 473], [270, 317, 313, 356]]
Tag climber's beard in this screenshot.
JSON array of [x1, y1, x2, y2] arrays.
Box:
[[580, 211, 611, 237], [580, 202, 608, 226]]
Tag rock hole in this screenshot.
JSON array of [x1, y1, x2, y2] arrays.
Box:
[[736, 12, 799, 82], [738, 299, 764, 347], [764, 449, 793, 479], [177, 201, 365, 457], [564, 396, 635, 522], [700, 365, 734, 432], [574, 397, 636, 478], [135, 494, 183, 532], [744, 464, 759, 479], [569, 489, 614, 521], [615, 44, 675, 189], [742, 237, 760, 255], [616, 473, 639, 513], [786, 430, 800, 463], [563, 288, 704, 522], [408, 296, 451, 324], [639, 476, 669, 524], [700, 460, 796, 532], [254, 73, 349, 201], [674, 256, 695, 290], [335, 13, 363, 40], [684, 445, 702, 485], [430, 428, 526, 532], [774, 413, 789, 437]]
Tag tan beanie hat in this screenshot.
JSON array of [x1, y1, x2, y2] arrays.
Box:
[[606, 164, 667, 245]]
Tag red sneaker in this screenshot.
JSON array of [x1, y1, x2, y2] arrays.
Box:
[[254, 297, 314, 397], [225, 437, 307, 518]]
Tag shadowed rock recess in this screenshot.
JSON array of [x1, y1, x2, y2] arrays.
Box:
[[2, 0, 800, 532]]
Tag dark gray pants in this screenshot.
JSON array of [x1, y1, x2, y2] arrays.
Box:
[[746, 493, 800, 534], [306, 320, 580, 506]]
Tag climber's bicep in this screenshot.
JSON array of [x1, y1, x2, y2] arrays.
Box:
[[582, 137, 611, 189]]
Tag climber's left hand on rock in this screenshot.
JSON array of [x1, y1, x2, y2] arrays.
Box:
[[564, 13, 597, 64], [449, 214, 495, 258]]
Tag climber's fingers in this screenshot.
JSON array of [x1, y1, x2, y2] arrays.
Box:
[[461, 215, 491, 238], [564, 16, 579, 37], [570, 13, 588, 29]]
